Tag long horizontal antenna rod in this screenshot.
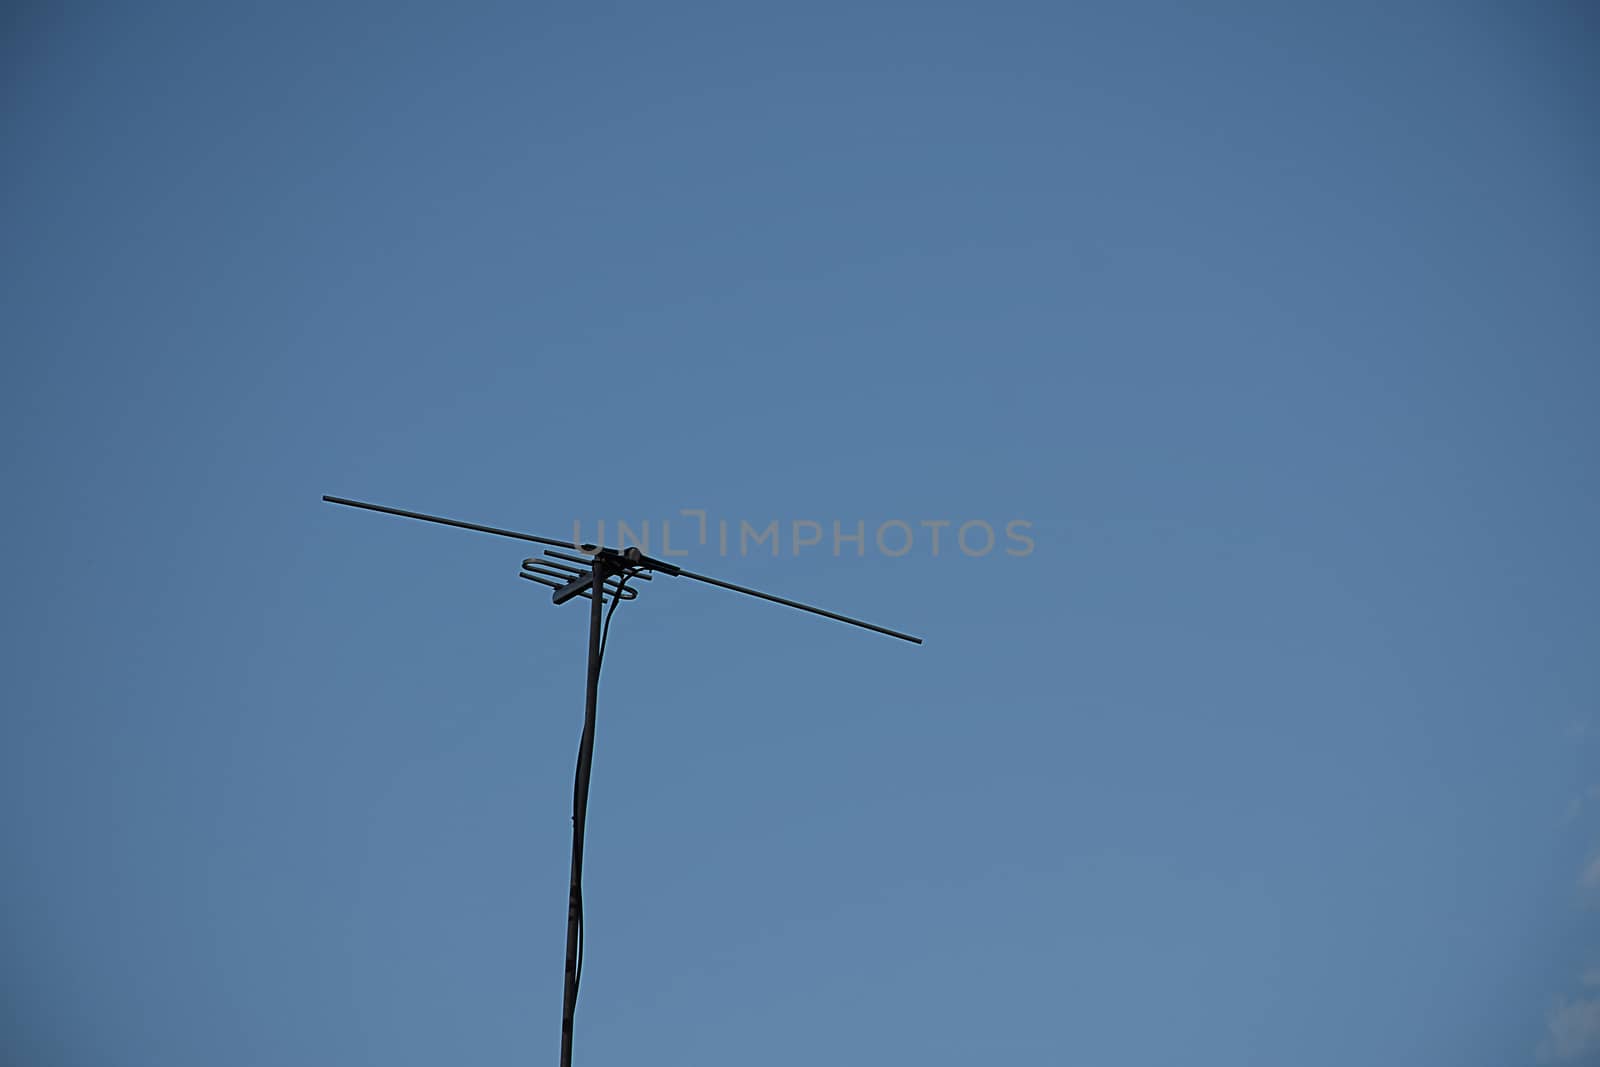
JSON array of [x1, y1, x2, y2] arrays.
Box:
[[322, 495, 923, 644], [322, 495, 573, 550], [678, 569, 922, 644]]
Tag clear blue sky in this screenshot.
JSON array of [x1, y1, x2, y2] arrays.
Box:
[[4, 3, 1597, 1064]]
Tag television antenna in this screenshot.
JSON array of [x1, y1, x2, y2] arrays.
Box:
[[321, 495, 921, 1066]]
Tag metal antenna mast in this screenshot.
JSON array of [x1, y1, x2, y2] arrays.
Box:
[[321, 495, 921, 1066]]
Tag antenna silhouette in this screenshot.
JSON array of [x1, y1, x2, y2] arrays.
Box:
[[322, 494, 920, 1066]]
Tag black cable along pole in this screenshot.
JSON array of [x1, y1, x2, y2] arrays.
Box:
[[560, 560, 607, 1067], [319, 495, 920, 1065]]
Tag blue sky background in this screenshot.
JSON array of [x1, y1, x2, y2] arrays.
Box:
[[3, 3, 1597, 1064]]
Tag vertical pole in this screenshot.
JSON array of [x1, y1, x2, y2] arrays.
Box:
[[561, 565, 607, 1067]]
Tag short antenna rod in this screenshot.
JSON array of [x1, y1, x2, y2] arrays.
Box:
[[322, 495, 573, 550], [676, 567, 922, 644]]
